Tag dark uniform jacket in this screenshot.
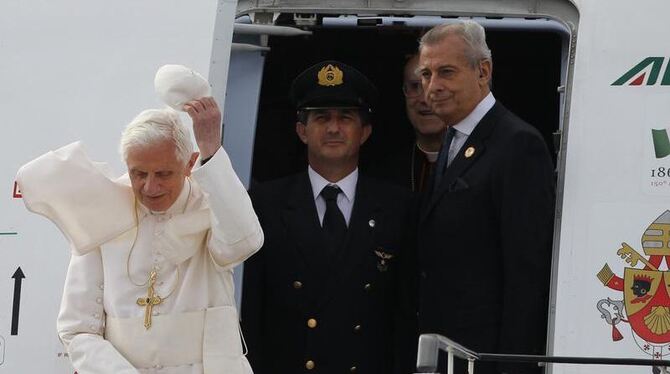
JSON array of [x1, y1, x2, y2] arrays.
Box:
[[417, 102, 555, 374], [242, 171, 417, 374]]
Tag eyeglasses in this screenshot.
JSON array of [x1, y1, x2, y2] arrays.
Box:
[[402, 80, 424, 98]]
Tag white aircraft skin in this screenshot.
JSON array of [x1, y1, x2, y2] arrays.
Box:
[[2, 0, 670, 373]]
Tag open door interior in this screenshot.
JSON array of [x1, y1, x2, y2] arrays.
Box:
[[236, 15, 570, 183]]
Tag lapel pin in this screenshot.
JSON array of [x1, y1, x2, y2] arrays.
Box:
[[374, 248, 394, 272], [368, 219, 376, 228], [464, 146, 475, 158]]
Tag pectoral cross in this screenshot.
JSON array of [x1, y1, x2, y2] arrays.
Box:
[[136, 270, 163, 329]]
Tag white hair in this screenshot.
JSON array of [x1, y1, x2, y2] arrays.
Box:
[[119, 108, 193, 163], [419, 20, 492, 67]]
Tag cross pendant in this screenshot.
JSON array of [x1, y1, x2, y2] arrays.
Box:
[[136, 270, 163, 329]]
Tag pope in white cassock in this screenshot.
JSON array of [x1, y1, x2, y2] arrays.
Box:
[[16, 93, 263, 373]]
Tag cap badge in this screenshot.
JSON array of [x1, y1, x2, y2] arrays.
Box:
[[317, 64, 344, 87]]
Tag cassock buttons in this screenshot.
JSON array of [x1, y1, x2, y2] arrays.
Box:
[[350, 366, 357, 372], [307, 318, 318, 328], [364, 283, 372, 291], [305, 360, 315, 370], [353, 324, 362, 333], [293, 281, 303, 289], [368, 219, 375, 228]]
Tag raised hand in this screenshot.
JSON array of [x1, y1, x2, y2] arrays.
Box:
[[184, 97, 222, 160]]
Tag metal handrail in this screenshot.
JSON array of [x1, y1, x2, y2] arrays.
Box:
[[416, 333, 670, 374]]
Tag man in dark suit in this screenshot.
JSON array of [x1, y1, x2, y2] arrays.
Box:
[[416, 21, 555, 374], [241, 60, 417, 374]]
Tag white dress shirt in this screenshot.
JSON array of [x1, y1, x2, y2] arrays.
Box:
[[307, 166, 357, 226], [447, 92, 496, 165]]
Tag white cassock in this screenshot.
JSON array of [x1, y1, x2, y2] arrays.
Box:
[[16, 142, 263, 374]]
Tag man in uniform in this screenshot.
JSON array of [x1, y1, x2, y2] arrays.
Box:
[[416, 21, 555, 374], [18, 97, 263, 373], [241, 60, 416, 374]]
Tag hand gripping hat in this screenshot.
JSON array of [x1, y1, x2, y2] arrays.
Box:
[[290, 60, 379, 112]]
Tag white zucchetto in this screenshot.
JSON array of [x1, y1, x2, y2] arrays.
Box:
[[154, 65, 211, 111]]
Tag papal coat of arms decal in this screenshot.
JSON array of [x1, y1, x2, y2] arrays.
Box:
[[597, 210, 670, 361]]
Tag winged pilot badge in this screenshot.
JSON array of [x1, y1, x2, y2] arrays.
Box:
[[374, 248, 395, 272]]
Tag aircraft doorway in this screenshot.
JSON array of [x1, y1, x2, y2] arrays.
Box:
[[247, 16, 567, 184]]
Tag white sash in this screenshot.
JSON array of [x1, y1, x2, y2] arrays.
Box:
[[106, 307, 252, 373]]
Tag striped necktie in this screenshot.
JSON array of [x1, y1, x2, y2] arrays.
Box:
[[433, 126, 457, 191]]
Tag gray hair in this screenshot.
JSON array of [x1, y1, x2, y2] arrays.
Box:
[[119, 108, 194, 163], [419, 20, 492, 67]]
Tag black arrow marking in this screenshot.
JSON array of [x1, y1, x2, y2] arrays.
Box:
[[11, 267, 25, 335]]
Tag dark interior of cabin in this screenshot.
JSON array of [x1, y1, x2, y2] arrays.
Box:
[[249, 20, 563, 183]]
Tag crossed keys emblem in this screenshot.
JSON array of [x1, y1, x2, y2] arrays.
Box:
[[617, 243, 658, 271]]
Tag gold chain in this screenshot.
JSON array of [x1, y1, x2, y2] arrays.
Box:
[[125, 178, 192, 300]]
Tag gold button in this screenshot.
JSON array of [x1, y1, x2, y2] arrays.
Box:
[[350, 366, 357, 372], [305, 360, 315, 370], [353, 324, 361, 332], [293, 281, 303, 289], [307, 318, 318, 328], [364, 283, 372, 291]]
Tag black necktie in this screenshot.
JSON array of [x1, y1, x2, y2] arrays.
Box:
[[433, 126, 457, 190], [321, 185, 347, 253]]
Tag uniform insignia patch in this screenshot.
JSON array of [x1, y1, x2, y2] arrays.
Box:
[[374, 248, 394, 272], [317, 64, 344, 87]]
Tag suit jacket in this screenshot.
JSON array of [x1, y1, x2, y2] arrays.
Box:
[[242, 171, 417, 374], [417, 102, 555, 374]]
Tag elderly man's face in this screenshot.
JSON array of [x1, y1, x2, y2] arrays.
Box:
[[418, 34, 491, 125], [126, 139, 197, 212], [403, 55, 445, 137]]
